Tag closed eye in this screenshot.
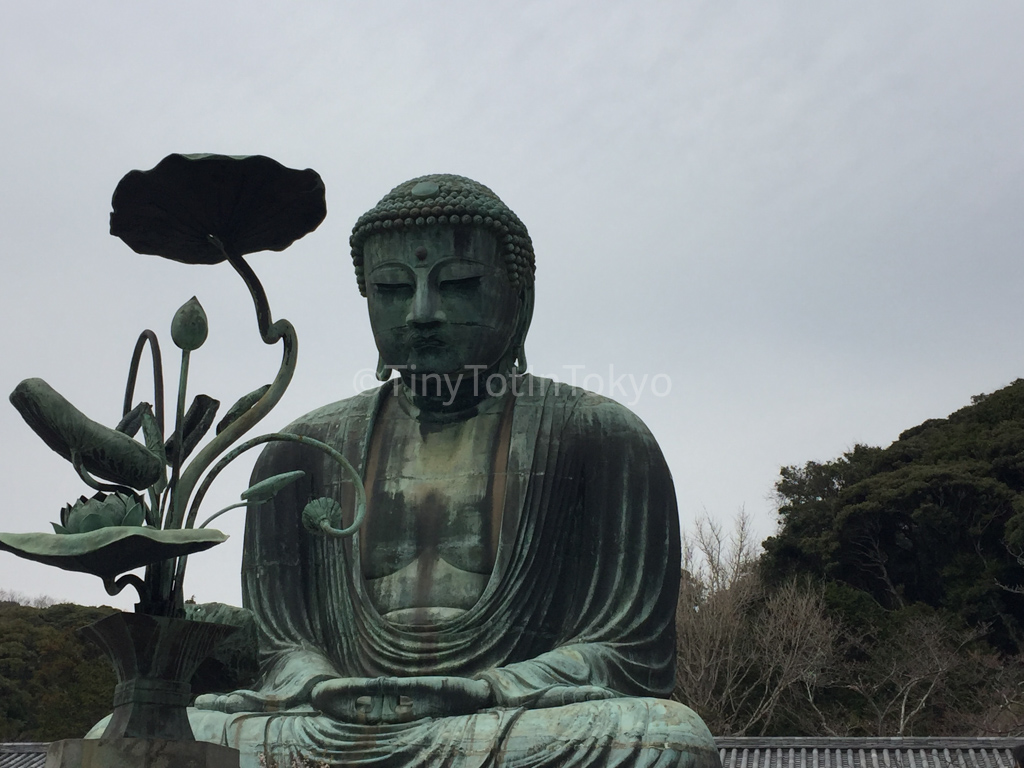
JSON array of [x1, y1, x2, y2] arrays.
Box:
[[439, 276, 482, 292], [373, 282, 413, 297]]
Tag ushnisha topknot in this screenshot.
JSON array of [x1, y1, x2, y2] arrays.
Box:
[[349, 174, 535, 296]]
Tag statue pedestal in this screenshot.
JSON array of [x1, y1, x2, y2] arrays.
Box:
[[80, 612, 238, 741], [45, 738, 239, 768]]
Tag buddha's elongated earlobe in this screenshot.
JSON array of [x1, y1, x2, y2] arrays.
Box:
[[515, 346, 528, 375], [375, 354, 393, 382], [510, 288, 534, 377]]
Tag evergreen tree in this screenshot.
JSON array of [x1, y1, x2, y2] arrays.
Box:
[[0, 600, 116, 741], [764, 379, 1024, 652]]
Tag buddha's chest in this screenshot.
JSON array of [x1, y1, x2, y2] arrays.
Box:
[[359, 396, 508, 621]]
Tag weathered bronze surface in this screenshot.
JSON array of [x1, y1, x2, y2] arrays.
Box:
[[189, 175, 721, 768], [10, 378, 164, 490], [0, 527, 225, 579], [82, 613, 238, 741], [4, 154, 338, 765], [110, 153, 326, 265], [2, 154, 333, 619]]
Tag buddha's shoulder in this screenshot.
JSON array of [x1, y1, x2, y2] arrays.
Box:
[[251, 389, 383, 475], [279, 386, 384, 437], [524, 375, 660, 444]]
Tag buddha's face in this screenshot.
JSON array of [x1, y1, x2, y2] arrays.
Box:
[[363, 226, 520, 377]]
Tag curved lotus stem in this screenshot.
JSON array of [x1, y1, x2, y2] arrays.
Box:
[[206, 236, 276, 343], [224, 249, 274, 342], [186, 432, 366, 532], [167, 249, 297, 534], [196, 501, 248, 530], [170, 432, 366, 608], [103, 573, 146, 599], [71, 450, 137, 497], [122, 330, 165, 434], [141, 246, 298, 616]]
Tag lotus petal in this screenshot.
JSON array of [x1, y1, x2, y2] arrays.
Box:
[[164, 394, 219, 464], [216, 384, 271, 435], [110, 153, 327, 265], [115, 402, 151, 437], [10, 378, 163, 489], [0, 528, 227, 579]]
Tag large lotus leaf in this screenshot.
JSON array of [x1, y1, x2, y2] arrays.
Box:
[[0, 527, 227, 579], [10, 378, 163, 489], [110, 153, 327, 264]]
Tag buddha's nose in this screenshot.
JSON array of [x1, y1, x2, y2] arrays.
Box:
[[406, 283, 446, 326]]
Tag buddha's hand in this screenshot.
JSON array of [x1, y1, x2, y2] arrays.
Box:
[[311, 676, 494, 724], [531, 685, 618, 709], [194, 673, 335, 714]]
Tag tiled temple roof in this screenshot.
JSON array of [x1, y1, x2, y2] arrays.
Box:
[[717, 738, 1023, 768], [0, 743, 47, 768]]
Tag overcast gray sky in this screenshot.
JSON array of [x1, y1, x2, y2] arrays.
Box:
[[1, 2, 1023, 609]]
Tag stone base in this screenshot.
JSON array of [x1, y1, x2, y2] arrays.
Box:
[[45, 738, 240, 768]]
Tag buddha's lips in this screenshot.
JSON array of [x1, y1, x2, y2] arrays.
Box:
[[408, 333, 445, 349]]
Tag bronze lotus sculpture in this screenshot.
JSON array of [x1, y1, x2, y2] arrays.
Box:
[[0, 154, 363, 746], [2, 153, 352, 613]]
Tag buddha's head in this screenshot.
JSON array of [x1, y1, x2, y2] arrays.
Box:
[[350, 175, 535, 382]]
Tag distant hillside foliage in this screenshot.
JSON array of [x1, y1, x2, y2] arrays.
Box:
[[0, 599, 116, 741], [764, 379, 1024, 651], [677, 513, 1024, 736], [697, 379, 1024, 735]]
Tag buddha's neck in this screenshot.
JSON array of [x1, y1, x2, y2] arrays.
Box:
[[398, 366, 509, 418]]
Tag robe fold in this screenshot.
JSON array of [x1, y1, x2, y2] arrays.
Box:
[[191, 375, 719, 767]]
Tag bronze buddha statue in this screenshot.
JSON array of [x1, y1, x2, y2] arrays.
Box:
[[185, 174, 719, 767]]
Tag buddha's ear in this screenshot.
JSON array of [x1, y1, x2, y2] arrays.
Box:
[[508, 285, 534, 375]]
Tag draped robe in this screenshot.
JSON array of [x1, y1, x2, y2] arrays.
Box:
[[190, 375, 719, 767]]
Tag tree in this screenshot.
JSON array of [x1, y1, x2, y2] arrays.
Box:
[[676, 509, 1024, 736], [752, 379, 1024, 735], [0, 598, 116, 740], [673, 513, 838, 735], [763, 379, 1024, 651], [839, 609, 986, 735]]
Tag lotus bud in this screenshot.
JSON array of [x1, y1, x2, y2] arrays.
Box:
[[171, 296, 208, 351], [241, 470, 306, 504], [302, 497, 343, 534], [54, 491, 147, 535]]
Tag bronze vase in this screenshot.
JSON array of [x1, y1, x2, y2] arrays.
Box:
[[80, 611, 237, 741]]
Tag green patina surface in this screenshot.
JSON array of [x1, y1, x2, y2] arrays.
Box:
[[4, 161, 720, 766], [185, 174, 720, 768]]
